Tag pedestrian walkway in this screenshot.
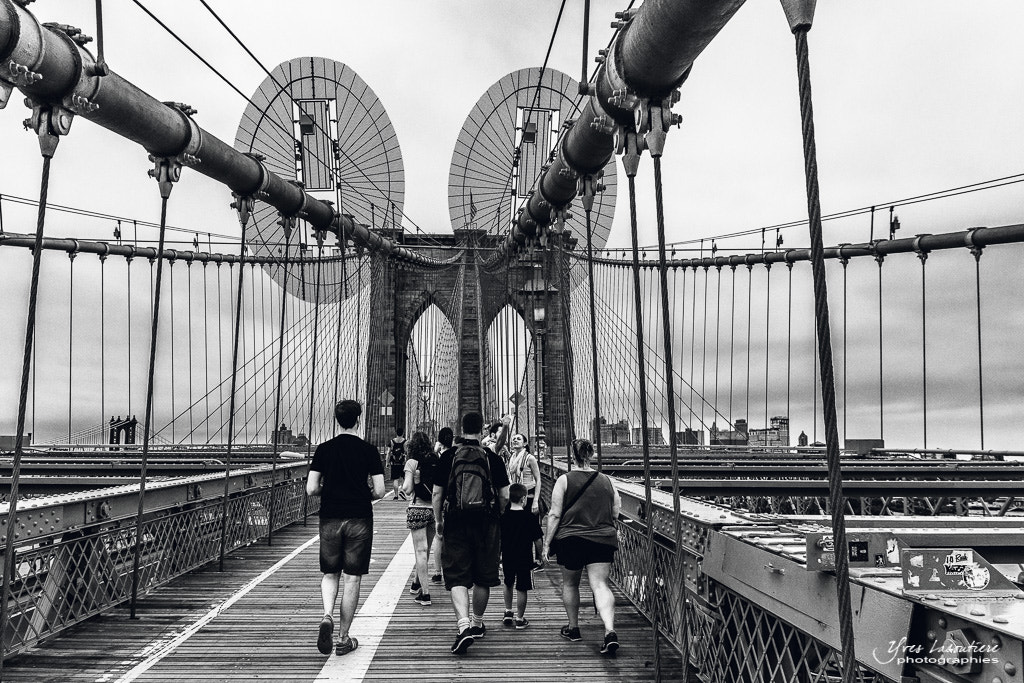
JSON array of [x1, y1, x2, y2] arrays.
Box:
[[3, 500, 683, 682]]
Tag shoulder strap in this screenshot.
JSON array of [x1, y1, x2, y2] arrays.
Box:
[[561, 470, 600, 517]]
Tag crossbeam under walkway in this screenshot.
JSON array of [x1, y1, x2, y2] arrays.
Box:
[[3, 500, 683, 682]]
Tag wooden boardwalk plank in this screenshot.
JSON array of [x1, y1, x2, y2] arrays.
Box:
[[4, 501, 683, 681]]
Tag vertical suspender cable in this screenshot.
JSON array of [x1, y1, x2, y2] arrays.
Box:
[[744, 265, 752, 434], [0, 133, 60, 676], [729, 265, 736, 429], [216, 263, 225, 437], [582, 198, 603, 467], [651, 154, 687, 679], [554, 237, 577, 448], [302, 245, 325, 522], [876, 253, 884, 442], [129, 174, 174, 619], [622, 137, 660, 676], [840, 256, 848, 446], [700, 265, 709, 437], [68, 250, 75, 442], [218, 201, 250, 570], [972, 245, 985, 448], [787, 262, 794, 439], [714, 266, 722, 429], [764, 263, 771, 431], [202, 261, 210, 441], [187, 261, 194, 443], [918, 250, 928, 448], [169, 260, 176, 442], [785, 9, 858, 675], [268, 226, 295, 545], [101, 253, 107, 439]]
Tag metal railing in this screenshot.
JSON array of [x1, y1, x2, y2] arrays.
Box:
[[0, 462, 315, 657]]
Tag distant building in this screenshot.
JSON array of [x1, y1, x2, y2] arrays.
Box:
[[592, 418, 630, 445], [674, 429, 704, 446], [710, 419, 748, 446], [748, 416, 790, 448], [631, 426, 665, 446], [273, 423, 308, 447]]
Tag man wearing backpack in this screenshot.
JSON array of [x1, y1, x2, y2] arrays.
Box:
[[432, 411, 511, 655]]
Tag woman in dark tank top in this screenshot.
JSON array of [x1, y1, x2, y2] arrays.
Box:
[[541, 439, 622, 656]]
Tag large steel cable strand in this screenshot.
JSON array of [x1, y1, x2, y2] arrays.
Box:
[[970, 241, 986, 448], [784, 3, 857, 675], [267, 224, 295, 545], [129, 156, 179, 619], [0, 113, 64, 677], [650, 152, 688, 679], [218, 198, 253, 569], [917, 246, 928, 448], [621, 131, 661, 678]]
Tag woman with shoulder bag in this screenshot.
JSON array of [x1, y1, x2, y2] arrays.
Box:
[[542, 438, 621, 656]]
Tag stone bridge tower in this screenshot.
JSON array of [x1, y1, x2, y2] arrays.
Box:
[[362, 229, 574, 450]]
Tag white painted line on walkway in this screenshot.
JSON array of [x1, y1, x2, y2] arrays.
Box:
[[111, 533, 321, 683], [314, 533, 416, 682]]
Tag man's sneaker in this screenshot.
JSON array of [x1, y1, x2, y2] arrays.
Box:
[[600, 630, 619, 656], [414, 591, 431, 606], [431, 573, 443, 585], [468, 623, 486, 639], [451, 629, 475, 655], [560, 625, 582, 642], [410, 579, 421, 594], [317, 615, 334, 655], [502, 610, 514, 627], [515, 617, 530, 630], [335, 636, 358, 657]]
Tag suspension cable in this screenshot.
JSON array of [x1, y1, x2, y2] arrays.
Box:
[[302, 240, 325, 522], [218, 197, 252, 569], [0, 116, 64, 677], [918, 246, 928, 448], [651, 152, 688, 679], [267, 222, 295, 544], [787, 11, 858, 675], [971, 244, 985, 448], [129, 156, 178, 619]]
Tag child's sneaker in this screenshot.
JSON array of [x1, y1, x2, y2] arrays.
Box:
[[560, 625, 582, 642], [431, 573, 443, 585], [502, 610, 514, 627], [600, 630, 619, 656], [515, 617, 530, 630], [409, 579, 420, 594], [414, 591, 431, 606]]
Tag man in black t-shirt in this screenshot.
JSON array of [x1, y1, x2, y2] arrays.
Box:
[[432, 411, 510, 655], [307, 399, 385, 657]]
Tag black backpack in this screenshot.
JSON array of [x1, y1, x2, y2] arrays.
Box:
[[388, 438, 405, 466], [414, 450, 439, 501], [445, 444, 497, 516]]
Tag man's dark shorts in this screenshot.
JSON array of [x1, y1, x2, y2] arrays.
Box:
[[502, 559, 533, 591], [554, 536, 616, 571], [319, 517, 373, 575], [441, 514, 500, 589]]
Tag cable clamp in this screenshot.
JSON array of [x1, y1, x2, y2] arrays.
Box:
[[23, 99, 74, 157], [147, 154, 183, 199], [230, 193, 255, 230]]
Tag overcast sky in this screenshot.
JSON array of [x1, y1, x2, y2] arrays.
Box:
[[2, 1, 1023, 448]]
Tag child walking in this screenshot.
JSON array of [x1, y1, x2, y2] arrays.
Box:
[[501, 484, 544, 629]]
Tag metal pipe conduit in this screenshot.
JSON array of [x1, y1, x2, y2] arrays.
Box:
[[565, 223, 1024, 269], [0, 0, 442, 268], [494, 0, 747, 260], [0, 230, 360, 266]]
